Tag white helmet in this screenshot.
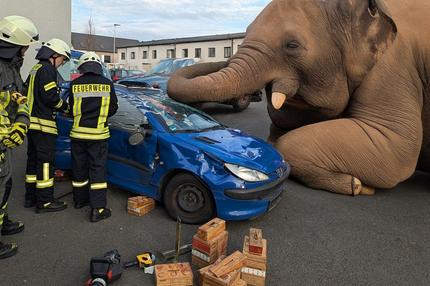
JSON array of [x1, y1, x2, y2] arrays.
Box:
[[0, 15, 39, 46], [77, 51, 102, 69], [42, 38, 71, 60]]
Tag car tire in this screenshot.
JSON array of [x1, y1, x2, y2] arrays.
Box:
[[232, 95, 251, 111], [163, 173, 215, 224]]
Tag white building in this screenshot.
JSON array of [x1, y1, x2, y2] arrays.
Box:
[[0, 0, 71, 76], [117, 33, 245, 71]]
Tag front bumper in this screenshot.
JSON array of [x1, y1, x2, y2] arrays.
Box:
[[224, 171, 289, 200], [216, 171, 289, 221]]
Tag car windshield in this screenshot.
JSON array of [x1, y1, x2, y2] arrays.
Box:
[[128, 89, 221, 132], [147, 59, 195, 76], [147, 60, 174, 75]]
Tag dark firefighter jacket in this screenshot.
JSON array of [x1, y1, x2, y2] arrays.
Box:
[[0, 57, 29, 140], [69, 73, 118, 141], [26, 60, 67, 135]]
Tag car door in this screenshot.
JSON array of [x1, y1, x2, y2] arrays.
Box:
[[107, 93, 158, 196]]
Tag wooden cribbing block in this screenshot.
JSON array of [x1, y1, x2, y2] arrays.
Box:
[[192, 231, 228, 268], [198, 256, 226, 286], [197, 218, 226, 241], [202, 269, 240, 286], [209, 251, 245, 278], [249, 228, 263, 255], [235, 279, 247, 286], [243, 236, 267, 271], [155, 263, 193, 286], [241, 267, 266, 286], [127, 196, 155, 217]]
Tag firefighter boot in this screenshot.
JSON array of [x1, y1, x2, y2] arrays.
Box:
[[90, 208, 111, 223], [36, 200, 67, 213], [1, 215, 24, 235]]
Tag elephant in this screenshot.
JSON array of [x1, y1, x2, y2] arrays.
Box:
[[167, 0, 429, 196]]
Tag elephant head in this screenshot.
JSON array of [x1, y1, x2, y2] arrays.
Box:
[[168, 0, 397, 129]]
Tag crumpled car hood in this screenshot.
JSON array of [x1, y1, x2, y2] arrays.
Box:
[[174, 129, 283, 174]]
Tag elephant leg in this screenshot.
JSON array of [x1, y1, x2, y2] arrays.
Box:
[[275, 118, 420, 195]]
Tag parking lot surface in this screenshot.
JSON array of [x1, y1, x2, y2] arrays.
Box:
[[1, 98, 429, 285]]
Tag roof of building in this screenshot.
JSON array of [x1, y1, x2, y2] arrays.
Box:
[[71, 32, 140, 52], [119, 32, 246, 48]]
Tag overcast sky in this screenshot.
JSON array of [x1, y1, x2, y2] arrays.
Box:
[[72, 0, 271, 41]]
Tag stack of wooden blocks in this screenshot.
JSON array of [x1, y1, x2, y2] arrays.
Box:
[[192, 218, 228, 268], [199, 251, 247, 286], [127, 196, 155, 217], [154, 263, 193, 286], [241, 228, 267, 286]]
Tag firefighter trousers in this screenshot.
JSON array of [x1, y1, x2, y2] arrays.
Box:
[[0, 148, 13, 234], [25, 130, 56, 205], [71, 140, 108, 209]]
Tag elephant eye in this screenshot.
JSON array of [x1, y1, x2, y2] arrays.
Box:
[[286, 41, 300, 49]]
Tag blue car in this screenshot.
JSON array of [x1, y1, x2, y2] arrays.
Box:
[[55, 85, 290, 223]]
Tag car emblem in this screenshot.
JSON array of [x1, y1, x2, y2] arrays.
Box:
[[276, 168, 283, 178]]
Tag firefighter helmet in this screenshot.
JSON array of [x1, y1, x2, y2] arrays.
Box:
[[0, 15, 39, 46]]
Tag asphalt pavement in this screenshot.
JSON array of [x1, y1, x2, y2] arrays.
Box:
[[1, 97, 430, 285]]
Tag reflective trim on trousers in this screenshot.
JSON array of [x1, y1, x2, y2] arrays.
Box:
[[26, 174, 37, 183], [36, 178, 54, 189], [72, 180, 89, 188], [90, 182, 107, 190]]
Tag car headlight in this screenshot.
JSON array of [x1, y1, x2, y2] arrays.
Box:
[[225, 163, 269, 182]]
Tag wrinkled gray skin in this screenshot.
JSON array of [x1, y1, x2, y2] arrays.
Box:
[[168, 0, 430, 195]]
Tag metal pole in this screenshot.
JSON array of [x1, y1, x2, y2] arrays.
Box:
[[113, 24, 120, 65]]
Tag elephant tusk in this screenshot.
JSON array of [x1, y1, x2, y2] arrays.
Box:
[[272, 92, 287, 110]]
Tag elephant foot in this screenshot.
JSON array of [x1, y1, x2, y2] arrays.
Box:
[[352, 177, 375, 196]]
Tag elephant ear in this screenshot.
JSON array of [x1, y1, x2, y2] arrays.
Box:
[[338, 0, 398, 87]]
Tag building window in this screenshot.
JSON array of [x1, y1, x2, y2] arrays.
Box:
[[104, 55, 111, 63], [208, 47, 216, 58], [182, 49, 188, 58], [130, 52, 136, 59], [121, 52, 125, 60], [195, 48, 201, 58], [167, 49, 175, 58], [152, 50, 157, 59], [143, 51, 148, 59], [224, 47, 232, 58]]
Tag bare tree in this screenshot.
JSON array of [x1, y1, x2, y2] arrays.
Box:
[[85, 16, 96, 51]]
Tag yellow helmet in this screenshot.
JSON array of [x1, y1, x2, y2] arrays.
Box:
[[77, 51, 102, 69], [42, 38, 71, 60], [0, 15, 39, 46]]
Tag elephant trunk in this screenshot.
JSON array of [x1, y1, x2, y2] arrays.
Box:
[[167, 42, 273, 103]]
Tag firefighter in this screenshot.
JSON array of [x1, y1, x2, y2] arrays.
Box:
[[69, 52, 118, 222], [24, 38, 71, 213], [0, 15, 38, 259]]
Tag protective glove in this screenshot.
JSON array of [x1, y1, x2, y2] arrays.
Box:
[[2, 122, 28, 148]]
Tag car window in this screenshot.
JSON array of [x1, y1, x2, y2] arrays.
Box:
[[110, 93, 147, 129]]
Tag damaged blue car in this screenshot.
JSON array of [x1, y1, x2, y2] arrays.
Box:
[[55, 85, 290, 223]]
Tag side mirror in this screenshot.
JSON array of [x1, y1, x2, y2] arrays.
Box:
[[128, 131, 146, 146]]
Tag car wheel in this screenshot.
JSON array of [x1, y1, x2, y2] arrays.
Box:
[[232, 95, 251, 111], [163, 173, 215, 224]]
